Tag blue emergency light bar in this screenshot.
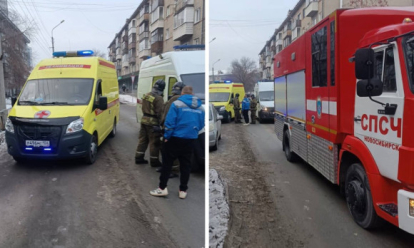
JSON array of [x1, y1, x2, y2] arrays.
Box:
[[53, 50, 94, 58], [224, 80, 232, 83]]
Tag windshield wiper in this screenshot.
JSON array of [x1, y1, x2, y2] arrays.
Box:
[[19, 100, 39, 105], [38, 101, 70, 105]]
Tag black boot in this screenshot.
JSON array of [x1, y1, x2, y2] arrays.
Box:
[[150, 159, 162, 168], [135, 157, 148, 164]]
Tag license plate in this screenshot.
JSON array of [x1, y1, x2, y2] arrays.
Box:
[[25, 140, 50, 147]]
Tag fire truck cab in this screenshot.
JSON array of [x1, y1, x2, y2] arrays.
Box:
[[273, 7, 414, 234]]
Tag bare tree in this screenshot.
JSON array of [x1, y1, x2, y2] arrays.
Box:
[[0, 9, 34, 95], [229, 57, 259, 92], [348, 0, 388, 7], [92, 49, 107, 59]]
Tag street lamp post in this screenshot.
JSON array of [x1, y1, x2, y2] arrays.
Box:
[[51, 20, 65, 53], [212, 59, 220, 84]]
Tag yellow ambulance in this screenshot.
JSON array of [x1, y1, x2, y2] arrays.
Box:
[[209, 82, 245, 123], [5, 50, 120, 164]]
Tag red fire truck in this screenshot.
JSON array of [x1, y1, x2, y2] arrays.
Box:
[[273, 7, 414, 234]]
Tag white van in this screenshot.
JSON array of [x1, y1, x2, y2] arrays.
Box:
[[254, 81, 274, 123], [136, 50, 205, 123]]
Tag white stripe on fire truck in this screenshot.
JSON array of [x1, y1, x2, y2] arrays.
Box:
[[306, 100, 337, 116]]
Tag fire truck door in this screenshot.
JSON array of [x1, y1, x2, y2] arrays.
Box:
[[307, 24, 331, 141], [354, 44, 404, 182]]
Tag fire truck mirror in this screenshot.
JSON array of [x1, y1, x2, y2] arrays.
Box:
[[357, 78, 383, 97], [355, 48, 375, 79]]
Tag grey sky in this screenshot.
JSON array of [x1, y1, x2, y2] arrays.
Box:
[[10, 0, 138, 65], [209, 0, 298, 75]]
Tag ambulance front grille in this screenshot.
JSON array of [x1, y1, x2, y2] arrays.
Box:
[[17, 125, 62, 149]]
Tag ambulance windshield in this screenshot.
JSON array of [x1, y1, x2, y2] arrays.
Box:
[[18, 78, 94, 105], [404, 35, 414, 92], [209, 92, 230, 102], [180, 73, 205, 100], [259, 91, 274, 101]]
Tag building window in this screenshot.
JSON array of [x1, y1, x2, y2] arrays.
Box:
[[166, 28, 169, 40], [132, 20, 136, 27], [311, 26, 327, 87], [139, 23, 148, 34], [194, 38, 199, 44], [312, 16, 317, 26], [278, 33, 282, 40], [195, 8, 201, 23], [298, 13, 301, 20], [151, 29, 163, 44], [166, 6, 170, 16]]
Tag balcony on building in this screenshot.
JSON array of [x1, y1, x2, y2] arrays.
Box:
[[151, 28, 163, 54], [175, 0, 194, 12], [173, 5, 195, 41], [139, 38, 151, 58], [128, 34, 136, 49], [116, 63, 121, 70], [305, 0, 318, 17], [292, 19, 301, 29], [139, 48, 151, 58], [116, 48, 122, 60], [282, 29, 292, 40], [139, 31, 149, 40], [150, 1, 165, 31], [122, 55, 129, 68], [129, 19, 136, 34], [129, 53, 136, 64]]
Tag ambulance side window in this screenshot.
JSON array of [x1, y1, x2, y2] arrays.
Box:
[[168, 77, 178, 96], [94, 81, 103, 109], [383, 47, 396, 92]]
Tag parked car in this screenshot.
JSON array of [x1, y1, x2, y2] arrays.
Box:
[[209, 103, 222, 151]]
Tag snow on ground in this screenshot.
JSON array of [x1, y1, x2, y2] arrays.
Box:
[[119, 94, 137, 106], [0, 131, 6, 154], [209, 169, 230, 248]]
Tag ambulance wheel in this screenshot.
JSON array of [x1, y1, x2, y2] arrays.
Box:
[[85, 134, 98, 165], [13, 156, 25, 164], [345, 163, 381, 229], [109, 119, 116, 138], [283, 130, 298, 162]]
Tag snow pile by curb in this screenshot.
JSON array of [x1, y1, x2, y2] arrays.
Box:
[[119, 94, 137, 106], [209, 169, 229, 248]]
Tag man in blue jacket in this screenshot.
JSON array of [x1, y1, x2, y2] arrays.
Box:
[[242, 95, 250, 125], [150, 86, 205, 199]]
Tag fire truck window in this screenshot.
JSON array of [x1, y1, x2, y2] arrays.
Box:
[[373, 51, 384, 81], [383, 47, 397, 92], [403, 35, 414, 93], [311, 26, 327, 87], [330, 21, 335, 86]]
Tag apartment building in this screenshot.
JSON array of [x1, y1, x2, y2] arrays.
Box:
[[258, 0, 414, 79], [108, 0, 205, 91], [0, 0, 31, 96]]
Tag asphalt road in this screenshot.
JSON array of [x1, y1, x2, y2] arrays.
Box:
[[0, 104, 205, 248], [212, 122, 414, 248]]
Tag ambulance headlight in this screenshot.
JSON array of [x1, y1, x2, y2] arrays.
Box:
[[219, 106, 225, 112], [5, 118, 14, 133], [66, 118, 84, 134], [409, 199, 414, 217]]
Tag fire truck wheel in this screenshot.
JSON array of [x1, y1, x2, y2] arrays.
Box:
[[283, 129, 298, 162], [345, 163, 380, 229]]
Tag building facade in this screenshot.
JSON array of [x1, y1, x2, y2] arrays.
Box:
[[108, 0, 205, 92], [258, 0, 414, 80], [0, 0, 31, 96]]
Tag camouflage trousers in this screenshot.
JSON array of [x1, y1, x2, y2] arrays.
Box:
[[136, 124, 161, 166], [234, 109, 241, 122], [250, 109, 257, 124]]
